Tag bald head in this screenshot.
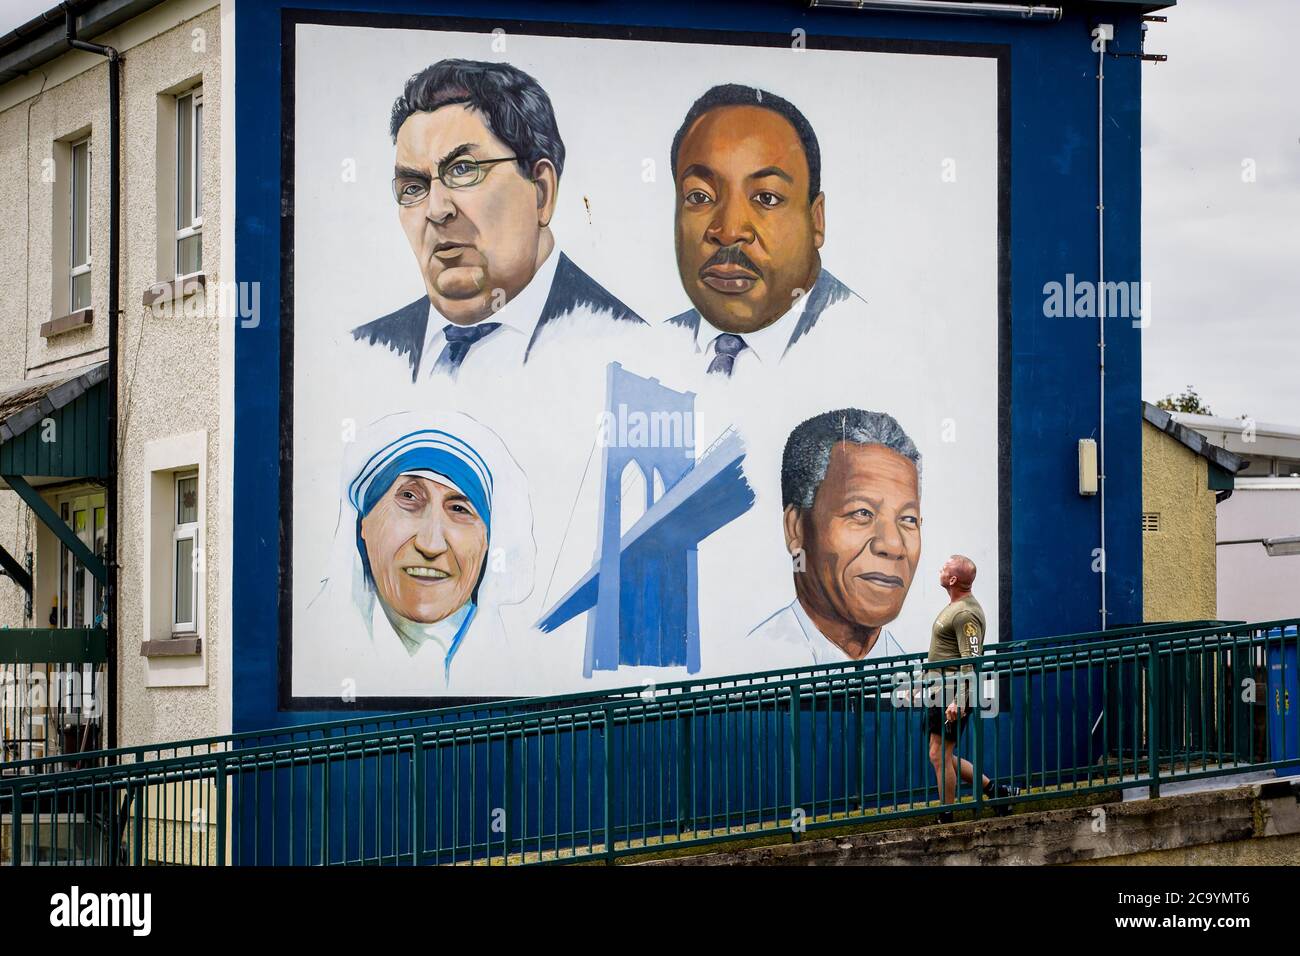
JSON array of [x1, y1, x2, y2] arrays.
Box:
[[940, 554, 977, 592]]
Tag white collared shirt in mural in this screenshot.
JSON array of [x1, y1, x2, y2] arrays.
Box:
[[665, 266, 865, 375], [747, 597, 905, 666], [415, 245, 561, 380], [350, 248, 644, 380]]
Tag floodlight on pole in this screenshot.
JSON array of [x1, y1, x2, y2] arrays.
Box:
[[1216, 536, 1300, 557]]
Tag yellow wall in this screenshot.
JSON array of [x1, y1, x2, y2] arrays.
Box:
[[1142, 420, 1218, 621]]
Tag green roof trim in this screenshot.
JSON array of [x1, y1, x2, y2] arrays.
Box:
[[0, 363, 109, 481], [0, 627, 109, 664], [1208, 461, 1235, 492]]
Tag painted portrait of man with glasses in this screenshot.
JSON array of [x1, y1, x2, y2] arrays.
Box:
[[352, 59, 644, 380]]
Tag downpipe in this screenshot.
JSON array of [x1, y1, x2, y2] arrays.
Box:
[[65, 3, 120, 750]]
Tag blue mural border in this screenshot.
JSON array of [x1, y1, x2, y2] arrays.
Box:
[[236, 0, 1144, 731]]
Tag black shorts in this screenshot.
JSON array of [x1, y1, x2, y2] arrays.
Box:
[[926, 704, 970, 740]]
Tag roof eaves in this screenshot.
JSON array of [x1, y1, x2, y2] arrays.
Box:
[[0, 0, 167, 88], [1143, 401, 1246, 475], [0, 362, 108, 444]]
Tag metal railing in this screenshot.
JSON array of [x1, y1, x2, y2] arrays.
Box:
[[1, 619, 1294, 865], [0, 618, 1232, 780], [1, 629, 106, 776]]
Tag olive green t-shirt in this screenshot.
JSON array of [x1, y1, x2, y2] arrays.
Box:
[[928, 595, 986, 707], [928, 594, 987, 663]]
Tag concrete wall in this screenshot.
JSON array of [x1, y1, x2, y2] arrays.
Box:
[[647, 780, 1300, 866], [0, 0, 225, 750], [1217, 484, 1300, 621], [1142, 419, 1218, 621]]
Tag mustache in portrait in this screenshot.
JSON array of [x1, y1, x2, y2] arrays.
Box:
[[700, 244, 762, 278]]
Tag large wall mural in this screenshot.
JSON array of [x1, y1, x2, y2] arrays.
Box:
[[286, 18, 1002, 705]]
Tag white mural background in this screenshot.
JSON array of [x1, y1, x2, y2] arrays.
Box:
[[290, 22, 999, 700]]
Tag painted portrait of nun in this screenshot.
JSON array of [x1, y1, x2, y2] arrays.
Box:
[[308, 411, 535, 697]]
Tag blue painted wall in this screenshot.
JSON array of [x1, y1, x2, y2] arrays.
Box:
[[233, 0, 1148, 732]]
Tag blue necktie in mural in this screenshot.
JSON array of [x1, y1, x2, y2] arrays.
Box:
[[537, 363, 755, 676], [434, 322, 501, 374], [707, 333, 748, 376]]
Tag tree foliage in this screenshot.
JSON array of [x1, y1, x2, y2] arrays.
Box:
[[1156, 386, 1213, 416]]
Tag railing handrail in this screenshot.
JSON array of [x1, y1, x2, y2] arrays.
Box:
[[3, 617, 1294, 780], [5, 618, 1295, 793]]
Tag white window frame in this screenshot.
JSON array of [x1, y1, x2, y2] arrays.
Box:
[[175, 89, 203, 279], [69, 137, 92, 311], [171, 471, 200, 634], [54, 490, 105, 629]]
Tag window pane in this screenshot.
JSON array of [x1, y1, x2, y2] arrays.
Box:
[[177, 233, 202, 277], [177, 94, 193, 230], [59, 503, 70, 629], [71, 271, 91, 312], [194, 99, 203, 215], [72, 141, 89, 266], [94, 507, 107, 626], [74, 566, 86, 627], [177, 476, 198, 524], [175, 538, 194, 626]]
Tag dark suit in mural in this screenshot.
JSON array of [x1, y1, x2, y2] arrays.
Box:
[[355, 252, 642, 382]]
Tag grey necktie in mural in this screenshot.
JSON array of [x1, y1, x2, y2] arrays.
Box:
[[707, 333, 748, 377], [434, 322, 502, 375]]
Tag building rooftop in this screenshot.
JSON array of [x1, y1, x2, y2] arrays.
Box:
[[2, 0, 1176, 87], [0, 362, 107, 445], [1143, 402, 1245, 476], [1171, 411, 1300, 444]]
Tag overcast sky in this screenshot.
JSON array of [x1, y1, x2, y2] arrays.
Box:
[[1, 0, 54, 37], [4, 1, 1296, 421], [1142, 0, 1300, 424]]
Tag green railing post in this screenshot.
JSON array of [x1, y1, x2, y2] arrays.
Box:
[[1146, 642, 1160, 799], [8, 784, 21, 866], [602, 705, 614, 863], [412, 736, 425, 866], [973, 662, 984, 818], [322, 746, 332, 864], [676, 710, 692, 833], [132, 780, 144, 866], [215, 754, 227, 866], [790, 684, 801, 842], [503, 727, 514, 864]]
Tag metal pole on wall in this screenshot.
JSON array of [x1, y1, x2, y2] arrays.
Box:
[[65, 3, 120, 749], [1094, 23, 1110, 631]]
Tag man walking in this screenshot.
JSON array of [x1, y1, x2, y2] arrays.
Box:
[[926, 554, 1015, 822]]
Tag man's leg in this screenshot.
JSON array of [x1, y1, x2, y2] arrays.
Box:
[[928, 733, 958, 803], [950, 749, 1018, 817], [930, 738, 951, 806], [949, 753, 990, 792]]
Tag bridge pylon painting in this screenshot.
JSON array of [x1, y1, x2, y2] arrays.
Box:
[[538, 363, 755, 676]]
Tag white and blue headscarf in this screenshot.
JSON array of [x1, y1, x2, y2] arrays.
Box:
[[315, 411, 536, 689], [349, 428, 495, 637]]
